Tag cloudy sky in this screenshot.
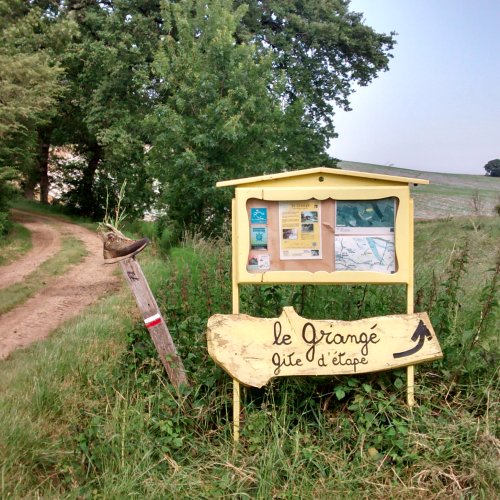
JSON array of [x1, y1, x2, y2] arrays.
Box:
[[328, 0, 500, 175]]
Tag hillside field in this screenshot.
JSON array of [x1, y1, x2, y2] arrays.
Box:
[[340, 161, 500, 219]]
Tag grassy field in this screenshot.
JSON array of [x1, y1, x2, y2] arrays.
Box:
[[0, 222, 32, 267], [340, 161, 500, 219], [0, 202, 498, 497]]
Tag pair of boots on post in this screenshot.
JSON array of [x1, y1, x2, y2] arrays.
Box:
[[100, 224, 149, 264]]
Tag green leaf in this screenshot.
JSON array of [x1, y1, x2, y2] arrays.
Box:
[[394, 378, 404, 389], [335, 388, 346, 400]]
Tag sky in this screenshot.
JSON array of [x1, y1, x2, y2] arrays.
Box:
[[327, 0, 500, 175]]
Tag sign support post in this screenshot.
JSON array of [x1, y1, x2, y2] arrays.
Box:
[[231, 198, 241, 442], [406, 198, 415, 407], [232, 282, 241, 442]]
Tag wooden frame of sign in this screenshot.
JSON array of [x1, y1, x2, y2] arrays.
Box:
[[215, 167, 433, 442]]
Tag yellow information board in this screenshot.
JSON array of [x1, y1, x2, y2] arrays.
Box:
[[217, 167, 427, 286], [213, 167, 433, 441]]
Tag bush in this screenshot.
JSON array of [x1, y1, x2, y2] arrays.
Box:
[[0, 210, 12, 236]]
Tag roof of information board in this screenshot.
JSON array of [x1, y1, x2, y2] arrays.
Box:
[[216, 167, 429, 188]]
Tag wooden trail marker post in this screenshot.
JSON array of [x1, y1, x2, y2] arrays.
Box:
[[120, 257, 188, 389], [211, 167, 442, 442]]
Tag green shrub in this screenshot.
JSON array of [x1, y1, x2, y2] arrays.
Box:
[[0, 210, 12, 235]]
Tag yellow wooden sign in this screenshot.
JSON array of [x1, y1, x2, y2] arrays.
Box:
[[207, 307, 442, 388], [217, 167, 428, 286], [214, 167, 432, 441]]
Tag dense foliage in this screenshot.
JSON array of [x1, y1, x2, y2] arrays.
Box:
[[484, 158, 500, 177], [0, 0, 68, 227], [0, 0, 395, 236]]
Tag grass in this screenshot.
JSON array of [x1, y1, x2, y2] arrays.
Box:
[[0, 222, 32, 267], [0, 212, 498, 497], [0, 236, 87, 315]]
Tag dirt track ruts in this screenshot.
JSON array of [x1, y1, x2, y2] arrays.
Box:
[[0, 210, 120, 360]]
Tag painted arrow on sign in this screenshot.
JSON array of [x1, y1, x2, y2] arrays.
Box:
[[206, 307, 443, 388], [393, 320, 433, 359]]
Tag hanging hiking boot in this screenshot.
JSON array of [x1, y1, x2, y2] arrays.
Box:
[[101, 230, 150, 264]]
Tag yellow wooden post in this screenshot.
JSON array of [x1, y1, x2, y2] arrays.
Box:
[[232, 378, 240, 442], [231, 198, 241, 442], [407, 198, 415, 406]]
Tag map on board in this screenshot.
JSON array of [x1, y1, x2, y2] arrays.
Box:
[[335, 235, 396, 273], [336, 199, 395, 234]]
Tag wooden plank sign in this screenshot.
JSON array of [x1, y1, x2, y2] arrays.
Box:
[[207, 307, 442, 388]]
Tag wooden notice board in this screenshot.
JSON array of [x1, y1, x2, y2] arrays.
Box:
[[217, 168, 428, 286], [214, 167, 432, 442]]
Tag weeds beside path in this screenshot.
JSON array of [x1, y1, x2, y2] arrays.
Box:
[[0, 209, 120, 360]]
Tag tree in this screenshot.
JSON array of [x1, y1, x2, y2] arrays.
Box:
[[28, 0, 159, 215], [0, 1, 65, 138], [60, 0, 159, 216], [3, 0, 395, 231], [147, 0, 308, 239], [0, 0, 71, 218], [147, 0, 392, 240], [237, 0, 396, 142], [484, 159, 500, 177]]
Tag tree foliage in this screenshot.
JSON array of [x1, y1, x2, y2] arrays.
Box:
[[237, 0, 396, 138], [0, 1, 66, 140], [147, 0, 394, 238], [34, 0, 159, 215], [148, 0, 288, 237], [484, 159, 500, 177], [0, 0, 70, 220], [0, 0, 396, 237]]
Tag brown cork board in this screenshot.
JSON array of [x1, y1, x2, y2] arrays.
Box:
[[246, 197, 400, 275], [246, 198, 335, 273]]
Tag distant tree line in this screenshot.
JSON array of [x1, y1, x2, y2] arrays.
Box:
[[0, 0, 395, 239]]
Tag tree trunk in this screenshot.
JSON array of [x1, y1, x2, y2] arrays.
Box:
[[36, 127, 52, 204], [23, 161, 40, 200], [23, 179, 36, 200], [80, 143, 102, 217]]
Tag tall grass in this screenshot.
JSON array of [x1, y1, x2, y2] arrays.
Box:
[[0, 217, 498, 497]]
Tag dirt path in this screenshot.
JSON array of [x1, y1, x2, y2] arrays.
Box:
[[0, 210, 120, 360]]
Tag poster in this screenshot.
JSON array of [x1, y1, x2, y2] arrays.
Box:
[[250, 227, 268, 249], [334, 198, 396, 273], [250, 208, 268, 224], [247, 253, 271, 272], [335, 235, 396, 273], [279, 201, 322, 260], [335, 198, 395, 235]]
